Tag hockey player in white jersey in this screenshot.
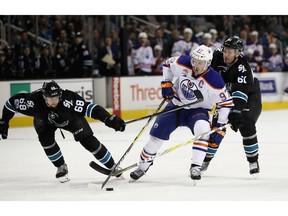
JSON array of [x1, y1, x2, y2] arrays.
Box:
[[130, 45, 234, 182]]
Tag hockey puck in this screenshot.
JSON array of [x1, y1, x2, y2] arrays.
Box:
[[106, 187, 114, 191]]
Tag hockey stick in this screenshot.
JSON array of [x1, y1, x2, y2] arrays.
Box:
[[90, 123, 231, 177], [100, 98, 166, 189], [125, 90, 204, 124], [112, 123, 231, 176]]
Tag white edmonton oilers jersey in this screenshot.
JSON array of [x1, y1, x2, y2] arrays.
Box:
[[163, 55, 234, 123]]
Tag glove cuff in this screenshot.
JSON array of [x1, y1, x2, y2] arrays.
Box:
[[161, 81, 173, 88]]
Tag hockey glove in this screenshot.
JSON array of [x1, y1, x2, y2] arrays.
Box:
[[161, 81, 174, 102], [209, 123, 226, 147], [228, 109, 244, 132], [105, 114, 126, 132], [0, 119, 9, 139]]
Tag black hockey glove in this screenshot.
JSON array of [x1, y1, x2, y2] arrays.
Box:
[[161, 81, 174, 102], [228, 109, 244, 132], [0, 119, 9, 139], [105, 114, 126, 132]]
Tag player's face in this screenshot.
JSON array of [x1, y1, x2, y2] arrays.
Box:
[[45, 96, 60, 108], [191, 58, 206, 75], [223, 47, 237, 64]]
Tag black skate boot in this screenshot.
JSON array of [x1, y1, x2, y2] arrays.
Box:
[[130, 168, 146, 181], [190, 165, 201, 181], [56, 163, 70, 183], [249, 161, 260, 179], [200, 161, 210, 173], [130, 161, 153, 182], [111, 164, 123, 178]]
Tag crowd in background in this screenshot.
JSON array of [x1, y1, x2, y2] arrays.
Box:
[[1, 15, 288, 80]]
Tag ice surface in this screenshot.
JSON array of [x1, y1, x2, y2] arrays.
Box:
[[1, 109, 288, 214]]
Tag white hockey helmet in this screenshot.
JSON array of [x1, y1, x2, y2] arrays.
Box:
[[190, 45, 213, 74]]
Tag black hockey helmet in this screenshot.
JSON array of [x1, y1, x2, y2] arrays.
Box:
[[223, 36, 244, 51], [41, 80, 62, 98]]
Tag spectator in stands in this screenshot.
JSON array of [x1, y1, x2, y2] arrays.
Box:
[[52, 19, 63, 41], [66, 21, 76, 43], [92, 29, 102, 71], [0, 50, 15, 80], [166, 29, 179, 56], [133, 32, 154, 75], [15, 45, 36, 79], [239, 30, 248, 47], [265, 43, 284, 72], [171, 28, 199, 56], [245, 31, 264, 62], [246, 48, 262, 73], [127, 31, 138, 75], [97, 36, 119, 76], [69, 32, 93, 77], [53, 43, 70, 78], [110, 29, 121, 67], [152, 45, 163, 75], [150, 27, 169, 58], [202, 33, 214, 50], [38, 16, 53, 41], [209, 29, 222, 50], [14, 30, 36, 59], [56, 29, 71, 55], [35, 43, 54, 78]]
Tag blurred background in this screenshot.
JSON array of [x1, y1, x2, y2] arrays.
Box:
[[1, 15, 288, 79]]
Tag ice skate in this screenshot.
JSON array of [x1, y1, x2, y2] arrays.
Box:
[[249, 161, 260, 179], [200, 161, 210, 173], [111, 164, 124, 179], [56, 163, 70, 183], [129, 168, 146, 182], [190, 165, 201, 186]]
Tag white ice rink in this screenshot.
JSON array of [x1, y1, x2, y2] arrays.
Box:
[[1, 109, 288, 214]]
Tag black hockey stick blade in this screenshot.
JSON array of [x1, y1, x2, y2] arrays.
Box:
[[89, 161, 111, 176]]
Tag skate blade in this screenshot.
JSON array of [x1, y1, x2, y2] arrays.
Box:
[[251, 173, 259, 180], [58, 175, 70, 183], [129, 178, 137, 183]]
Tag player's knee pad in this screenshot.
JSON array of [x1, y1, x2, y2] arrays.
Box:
[[70, 118, 93, 141], [34, 118, 46, 134]]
